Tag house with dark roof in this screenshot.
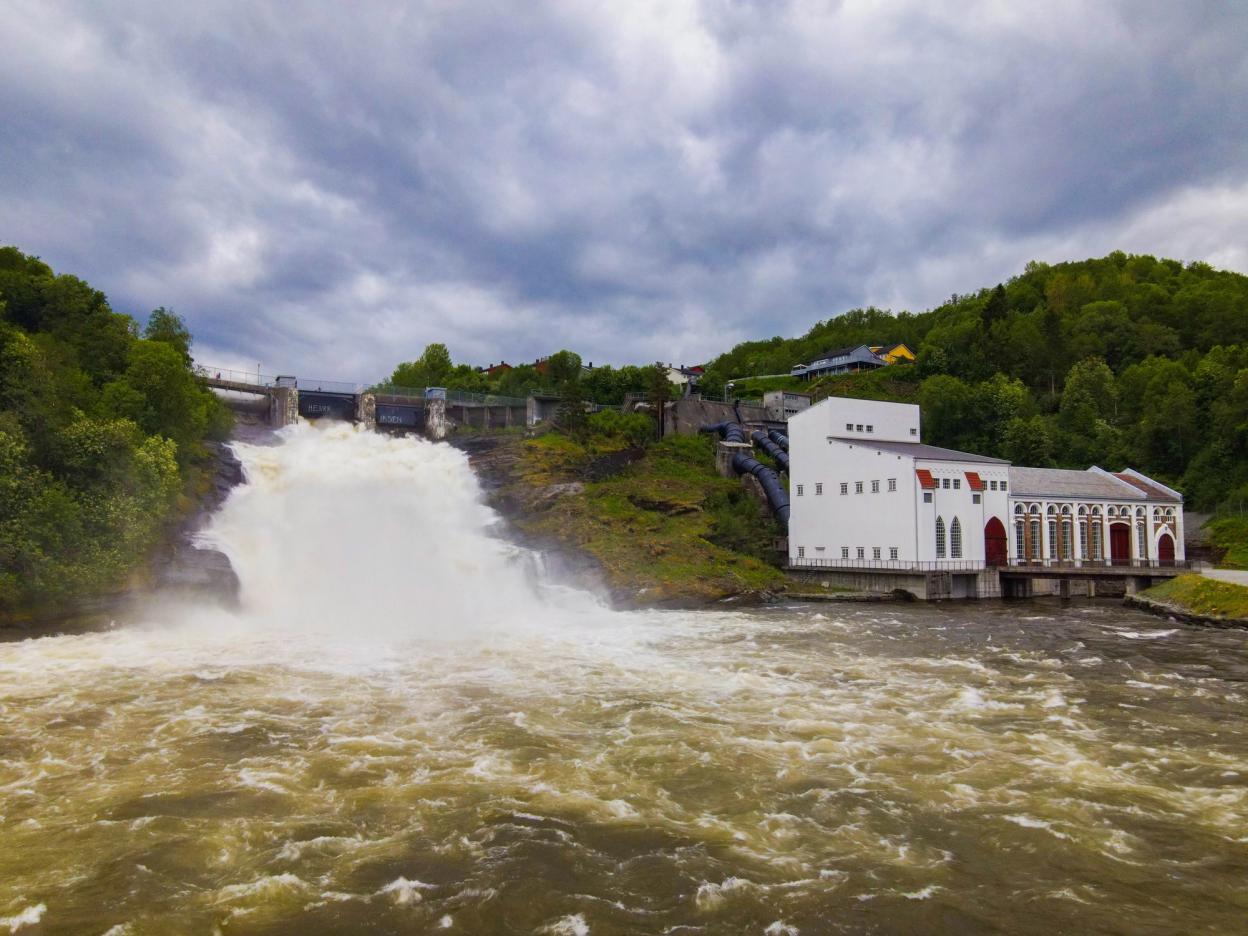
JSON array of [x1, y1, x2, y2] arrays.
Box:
[[790, 345, 886, 380]]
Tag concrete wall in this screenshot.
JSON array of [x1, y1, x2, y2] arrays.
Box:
[[666, 398, 768, 436], [790, 396, 921, 444], [789, 437, 919, 564]]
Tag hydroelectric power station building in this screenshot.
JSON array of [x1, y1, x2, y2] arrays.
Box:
[[787, 398, 1185, 599]]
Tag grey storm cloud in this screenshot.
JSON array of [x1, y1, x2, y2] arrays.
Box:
[[2, 0, 1246, 379]]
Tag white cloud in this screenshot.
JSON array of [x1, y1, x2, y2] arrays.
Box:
[[1, 0, 1245, 379]]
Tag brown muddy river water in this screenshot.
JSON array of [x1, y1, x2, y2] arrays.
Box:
[[1, 425, 1246, 934]]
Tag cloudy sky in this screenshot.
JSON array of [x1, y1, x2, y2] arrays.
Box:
[[2, 1, 1246, 379]]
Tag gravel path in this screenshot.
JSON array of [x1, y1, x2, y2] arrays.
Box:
[[1201, 568, 1248, 586]]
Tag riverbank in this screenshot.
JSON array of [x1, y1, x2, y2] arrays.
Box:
[[1127, 574, 1248, 629], [0, 436, 246, 632], [455, 428, 790, 607]]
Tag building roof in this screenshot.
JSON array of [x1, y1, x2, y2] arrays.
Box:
[[1008, 467, 1146, 500], [1112, 472, 1177, 502], [837, 439, 1009, 464]]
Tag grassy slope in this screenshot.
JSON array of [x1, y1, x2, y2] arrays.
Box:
[[1206, 517, 1248, 569], [1139, 575, 1248, 621], [513, 432, 786, 604]]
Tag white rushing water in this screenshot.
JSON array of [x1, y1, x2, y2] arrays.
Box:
[[1, 422, 1247, 935], [191, 421, 608, 649]]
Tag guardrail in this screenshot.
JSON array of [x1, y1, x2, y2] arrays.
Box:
[[195, 365, 278, 387], [788, 557, 1195, 573], [789, 558, 987, 572], [1006, 558, 1195, 571]]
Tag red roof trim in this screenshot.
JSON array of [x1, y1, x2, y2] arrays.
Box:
[[916, 468, 937, 490], [965, 471, 985, 491]]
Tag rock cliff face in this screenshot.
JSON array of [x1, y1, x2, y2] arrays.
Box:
[[150, 440, 245, 607]]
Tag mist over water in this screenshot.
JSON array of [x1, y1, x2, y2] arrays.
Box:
[[2, 424, 1247, 934]]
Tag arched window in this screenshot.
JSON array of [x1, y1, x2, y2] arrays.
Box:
[[935, 516, 947, 558], [1028, 508, 1041, 560], [950, 517, 963, 558]]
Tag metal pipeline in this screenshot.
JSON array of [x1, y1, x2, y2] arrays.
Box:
[[767, 429, 789, 452], [750, 430, 790, 473], [731, 452, 790, 529], [701, 422, 789, 528]]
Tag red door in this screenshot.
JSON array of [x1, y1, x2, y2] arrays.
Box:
[[1158, 533, 1175, 565], [1110, 523, 1130, 566], [985, 517, 1008, 567]]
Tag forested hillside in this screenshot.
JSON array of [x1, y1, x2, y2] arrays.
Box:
[[0, 247, 231, 615], [697, 253, 1248, 510]]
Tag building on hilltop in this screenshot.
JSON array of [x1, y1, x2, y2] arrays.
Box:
[[790, 345, 886, 380], [786, 397, 1184, 597], [868, 342, 916, 365]]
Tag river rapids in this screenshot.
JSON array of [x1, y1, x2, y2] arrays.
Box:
[[1, 423, 1246, 934]]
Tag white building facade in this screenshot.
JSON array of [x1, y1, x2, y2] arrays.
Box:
[[788, 398, 1183, 571]]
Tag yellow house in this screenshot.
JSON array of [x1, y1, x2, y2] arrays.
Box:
[[868, 342, 916, 365]]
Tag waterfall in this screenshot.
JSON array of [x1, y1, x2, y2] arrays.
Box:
[[194, 421, 604, 642]]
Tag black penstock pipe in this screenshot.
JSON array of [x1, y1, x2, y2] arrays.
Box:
[[768, 430, 789, 452], [730, 451, 790, 530], [751, 430, 789, 474]]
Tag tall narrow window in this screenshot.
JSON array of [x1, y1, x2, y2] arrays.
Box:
[[1048, 519, 1058, 559], [1016, 519, 1026, 559], [950, 517, 963, 558], [1091, 523, 1102, 560], [871, 480, 880, 493], [841, 546, 849, 559], [815, 483, 823, 495], [855, 481, 863, 494], [840, 482, 848, 495], [1062, 519, 1073, 560], [1029, 518, 1041, 559], [1137, 522, 1147, 558], [888, 479, 896, 492], [935, 516, 947, 558], [1079, 519, 1088, 558], [796, 484, 804, 496], [797, 546, 805, 558]]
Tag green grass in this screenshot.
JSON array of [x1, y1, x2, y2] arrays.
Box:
[[1140, 574, 1248, 620], [1207, 516, 1248, 569], [515, 432, 786, 603]]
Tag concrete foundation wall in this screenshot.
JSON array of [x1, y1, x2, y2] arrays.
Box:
[[269, 387, 298, 427], [667, 398, 769, 436]]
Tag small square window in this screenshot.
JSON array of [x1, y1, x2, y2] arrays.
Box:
[[888, 478, 897, 492], [856, 547, 865, 559], [840, 482, 848, 495], [873, 547, 881, 559], [973, 493, 981, 504], [841, 546, 849, 559], [910, 427, 918, 436], [796, 484, 804, 496], [871, 480, 880, 493], [856, 424, 863, 432], [942, 478, 951, 489], [889, 547, 899, 560], [923, 492, 933, 503], [815, 482, 823, 495], [953, 478, 961, 490], [846, 423, 854, 431], [797, 546, 805, 558], [1001, 481, 1008, 491], [866, 425, 873, 433], [855, 481, 864, 494]]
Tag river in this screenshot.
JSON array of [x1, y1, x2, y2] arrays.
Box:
[[1, 424, 1246, 934]]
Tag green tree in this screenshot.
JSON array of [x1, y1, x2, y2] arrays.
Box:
[[144, 307, 193, 365]]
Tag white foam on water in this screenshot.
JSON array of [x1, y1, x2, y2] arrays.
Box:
[[377, 877, 433, 906], [541, 913, 589, 935], [0, 904, 45, 933]]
